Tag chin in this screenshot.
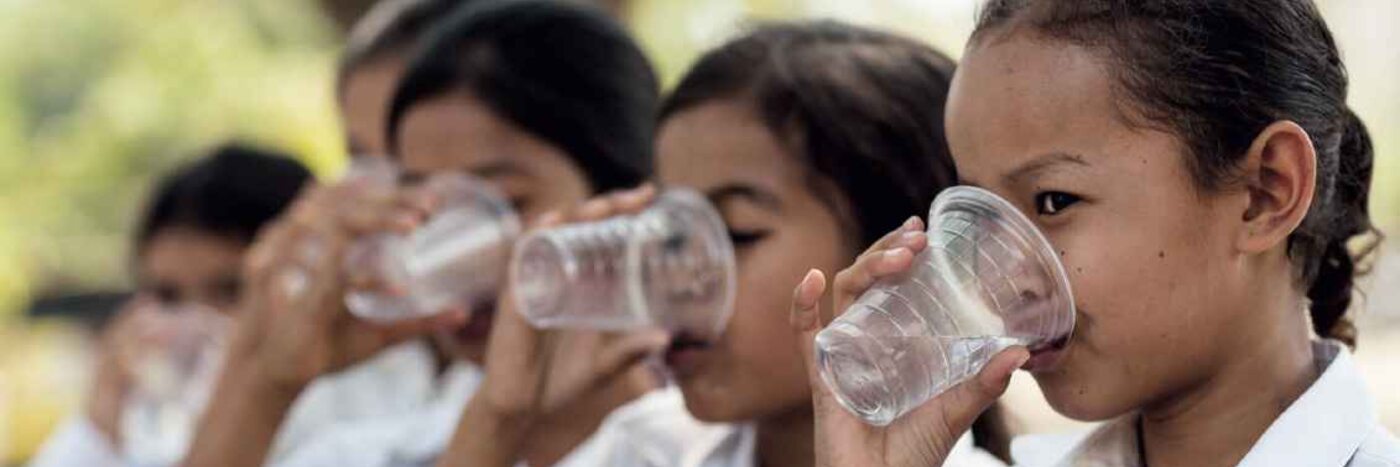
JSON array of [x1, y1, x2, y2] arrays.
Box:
[[1033, 369, 1134, 422], [430, 331, 486, 365], [677, 380, 747, 423]]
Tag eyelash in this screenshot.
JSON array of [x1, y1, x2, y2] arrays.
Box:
[[1034, 192, 1082, 216], [728, 230, 769, 247]]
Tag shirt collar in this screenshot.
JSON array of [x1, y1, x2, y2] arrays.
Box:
[[392, 362, 483, 462], [1055, 340, 1374, 467], [1236, 339, 1375, 467]]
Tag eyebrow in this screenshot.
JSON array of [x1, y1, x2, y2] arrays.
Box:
[[706, 183, 783, 212], [469, 160, 532, 179], [1003, 152, 1090, 185], [401, 160, 531, 185]]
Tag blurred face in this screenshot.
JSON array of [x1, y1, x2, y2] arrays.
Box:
[[656, 100, 852, 422], [397, 90, 592, 363], [137, 226, 248, 315], [945, 35, 1248, 420], [340, 57, 405, 156]]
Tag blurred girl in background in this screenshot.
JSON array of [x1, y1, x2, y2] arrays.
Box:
[[184, 1, 674, 466], [338, 0, 463, 157], [28, 144, 310, 466]]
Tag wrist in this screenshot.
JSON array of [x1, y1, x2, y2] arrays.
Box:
[[221, 349, 308, 406], [85, 383, 125, 445]]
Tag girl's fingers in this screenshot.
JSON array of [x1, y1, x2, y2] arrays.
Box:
[[790, 270, 848, 418], [560, 184, 661, 226], [832, 246, 918, 312], [612, 183, 657, 214], [930, 346, 1029, 436], [529, 210, 565, 230], [370, 310, 470, 345], [862, 216, 927, 256], [590, 329, 671, 385], [790, 269, 828, 377], [571, 194, 621, 224]]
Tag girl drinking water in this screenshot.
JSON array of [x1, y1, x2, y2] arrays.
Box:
[[789, 1, 1397, 466]]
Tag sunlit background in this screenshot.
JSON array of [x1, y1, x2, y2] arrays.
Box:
[[0, 0, 1395, 463]]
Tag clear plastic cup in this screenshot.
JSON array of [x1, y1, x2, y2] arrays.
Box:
[[510, 188, 737, 342], [815, 186, 1075, 426], [120, 304, 228, 466], [342, 159, 522, 322]]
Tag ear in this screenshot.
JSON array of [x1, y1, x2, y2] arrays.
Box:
[[1236, 121, 1317, 254]]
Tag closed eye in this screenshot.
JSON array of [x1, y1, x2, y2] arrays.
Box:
[[728, 230, 769, 248]]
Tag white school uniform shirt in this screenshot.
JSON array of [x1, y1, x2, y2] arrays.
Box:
[[27, 340, 439, 467], [272, 360, 482, 467], [670, 423, 1006, 467], [549, 386, 726, 467], [1012, 340, 1400, 467], [276, 383, 713, 467]]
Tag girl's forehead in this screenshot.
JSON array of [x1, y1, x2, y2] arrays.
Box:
[[947, 37, 1129, 183]]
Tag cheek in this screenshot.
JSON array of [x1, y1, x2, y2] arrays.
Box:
[[1037, 200, 1238, 418], [712, 233, 848, 408]]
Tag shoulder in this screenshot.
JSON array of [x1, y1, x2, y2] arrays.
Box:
[[268, 418, 403, 467], [26, 416, 127, 467], [1352, 426, 1400, 467], [1011, 428, 1096, 467], [575, 388, 745, 467]]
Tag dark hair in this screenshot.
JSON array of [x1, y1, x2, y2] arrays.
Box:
[[387, 0, 658, 193], [658, 21, 1011, 461], [136, 143, 312, 252], [973, 0, 1379, 347], [660, 21, 958, 249], [338, 0, 465, 91]]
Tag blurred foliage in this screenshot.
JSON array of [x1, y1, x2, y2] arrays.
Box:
[[0, 0, 1396, 463], [0, 0, 345, 322], [0, 0, 346, 461]]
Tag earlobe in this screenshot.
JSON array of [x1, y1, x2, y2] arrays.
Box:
[[1237, 121, 1317, 253]]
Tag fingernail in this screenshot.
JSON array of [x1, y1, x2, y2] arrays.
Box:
[[1014, 351, 1031, 368], [652, 331, 672, 346], [792, 270, 822, 328], [898, 231, 924, 248], [392, 213, 421, 231], [411, 191, 440, 212], [581, 199, 610, 215], [882, 247, 911, 262], [902, 216, 921, 230], [803, 270, 824, 300], [534, 211, 563, 228], [619, 187, 650, 205]]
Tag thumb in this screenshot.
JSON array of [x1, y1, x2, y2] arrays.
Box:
[[789, 270, 832, 402], [591, 329, 671, 384], [935, 346, 1029, 433]]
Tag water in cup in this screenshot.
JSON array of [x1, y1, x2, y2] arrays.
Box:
[[510, 188, 737, 342], [120, 303, 228, 466], [815, 186, 1075, 426], [342, 159, 522, 322]]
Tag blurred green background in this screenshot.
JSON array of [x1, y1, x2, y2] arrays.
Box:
[[0, 0, 1395, 463]]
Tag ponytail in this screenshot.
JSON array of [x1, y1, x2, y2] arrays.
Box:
[[1304, 109, 1380, 348]]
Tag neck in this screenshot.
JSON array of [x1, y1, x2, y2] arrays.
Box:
[[1139, 291, 1317, 467], [519, 366, 657, 466], [754, 405, 815, 467]]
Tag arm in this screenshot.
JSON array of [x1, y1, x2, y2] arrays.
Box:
[[183, 182, 465, 467]]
